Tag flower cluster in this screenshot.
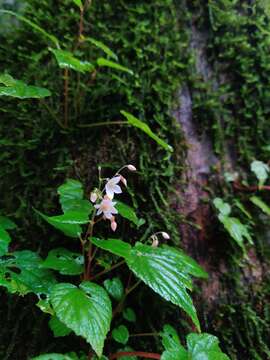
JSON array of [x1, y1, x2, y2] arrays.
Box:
[[91, 164, 136, 231]]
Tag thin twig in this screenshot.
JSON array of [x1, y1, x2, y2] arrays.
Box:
[[77, 121, 128, 128], [63, 68, 69, 128], [109, 351, 161, 360], [90, 260, 125, 281]]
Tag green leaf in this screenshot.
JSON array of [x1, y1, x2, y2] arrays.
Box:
[[0, 227, 11, 256], [91, 239, 205, 331], [115, 201, 142, 226], [57, 179, 92, 215], [85, 37, 118, 60], [250, 160, 270, 187], [213, 198, 231, 216], [49, 316, 72, 337], [0, 251, 56, 295], [35, 209, 89, 238], [36, 298, 54, 315], [0, 73, 51, 99], [218, 214, 253, 251], [50, 282, 112, 357], [250, 196, 270, 216], [50, 48, 94, 73], [31, 354, 75, 360], [161, 349, 188, 360], [72, 0, 83, 10], [91, 238, 132, 258], [103, 277, 124, 301], [41, 248, 84, 275], [187, 333, 230, 360], [0, 215, 16, 230], [123, 307, 136, 323], [112, 325, 129, 345], [97, 58, 133, 75], [121, 111, 173, 152], [0, 10, 59, 47], [161, 325, 182, 351]]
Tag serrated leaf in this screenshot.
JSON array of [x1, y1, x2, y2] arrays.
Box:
[[251, 160, 269, 187], [0, 73, 51, 99], [50, 48, 94, 73], [103, 277, 124, 301], [213, 198, 231, 216], [41, 248, 84, 275], [0, 251, 56, 295], [35, 209, 89, 238], [112, 325, 129, 345], [50, 282, 112, 357], [0, 215, 16, 230], [91, 238, 205, 330], [85, 37, 118, 60], [250, 196, 270, 216], [97, 58, 133, 75], [0, 227, 11, 256], [187, 333, 230, 360], [49, 316, 72, 337], [115, 201, 142, 226], [123, 307, 136, 323], [57, 179, 92, 215], [121, 111, 173, 152], [0, 10, 59, 47]]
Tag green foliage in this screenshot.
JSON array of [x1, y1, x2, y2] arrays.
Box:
[[161, 326, 230, 360], [92, 238, 207, 330], [250, 160, 270, 187], [49, 316, 72, 337], [41, 248, 84, 275], [50, 48, 94, 73], [250, 195, 270, 216], [112, 325, 129, 345], [123, 307, 136, 323], [97, 58, 133, 75], [115, 201, 144, 227], [50, 282, 112, 357], [0, 73, 51, 98], [103, 277, 124, 301]]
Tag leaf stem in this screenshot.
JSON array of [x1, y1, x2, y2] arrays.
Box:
[[90, 260, 125, 281], [77, 121, 128, 128], [63, 68, 69, 128]]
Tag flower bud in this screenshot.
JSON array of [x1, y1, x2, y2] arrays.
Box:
[[127, 164, 136, 171], [120, 175, 127, 187], [151, 236, 159, 247], [111, 220, 117, 232], [90, 192, 98, 203], [161, 232, 170, 240]]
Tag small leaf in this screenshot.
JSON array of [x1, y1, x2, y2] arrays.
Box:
[[41, 248, 84, 275], [0, 215, 16, 230], [50, 282, 112, 357], [0, 10, 59, 47], [250, 196, 270, 216], [72, 0, 83, 10], [251, 160, 270, 187], [91, 238, 132, 258], [213, 198, 231, 216], [121, 111, 173, 152], [187, 333, 230, 360], [161, 325, 182, 351], [103, 277, 124, 301], [35, 209, 89, 238], [123, 308, 136, 323], [85, 37, 118, 60], [49, 316, 72, 337], [115, 201, 142, 226], [97, 58, 133, 75], [50, 48, 94, 73], [0, 73, 51, 99], [0, 227, 11, 256], [112, 325, 129, 345], [36, 298, 54, 315], [161, 349, 188, 360], [57, 179, 92, 215]]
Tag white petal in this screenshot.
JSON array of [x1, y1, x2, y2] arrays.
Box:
[[111, 206, 118, 214], [94, 204, 100, 209], [96, 208, 102, 216], [104, 211, 113, 219], [113, 185, 122, 194], [112, 176, 121, 184], [105, 187, 114, 199]]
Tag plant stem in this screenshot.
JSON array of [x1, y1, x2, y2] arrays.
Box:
[[77, 121, 128, 128], [109, 351, 161, 360], [63, 68, 69, 128], [90, 260, 125, 281], [40, 100, 64, 128], [129, 332, 159, 338]]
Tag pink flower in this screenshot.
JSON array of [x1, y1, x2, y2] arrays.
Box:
[[105, 176, 122, 199], [94, 197, 118, 219]]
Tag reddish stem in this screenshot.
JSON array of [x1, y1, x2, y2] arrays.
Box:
[[109, 351, 161, 360], [233, 181, 270, 192]]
